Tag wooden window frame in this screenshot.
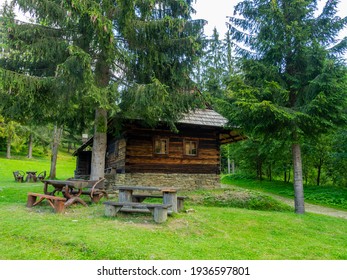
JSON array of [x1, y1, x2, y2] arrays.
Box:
[[184, 139, 199, 156], [153, 137, 169, 156]]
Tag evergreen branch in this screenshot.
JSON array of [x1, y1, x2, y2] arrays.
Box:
[[12, 18, 69, 32], [0, 67, 54, 81]]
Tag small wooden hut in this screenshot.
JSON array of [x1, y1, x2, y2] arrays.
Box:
[[73, 109, 243, 189]]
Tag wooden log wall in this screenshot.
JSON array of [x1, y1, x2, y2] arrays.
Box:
[[106, 138, 126, 173], [122, 124, 221, 174]]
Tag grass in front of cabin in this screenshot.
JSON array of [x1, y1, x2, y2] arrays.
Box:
[[1, 182, 347, 260], [1, 153, 347, 260]]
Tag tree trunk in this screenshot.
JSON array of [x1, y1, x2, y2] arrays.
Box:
[[316, 158, 323, 186], [89, 49, 110, 181], [292, 143, 305, 214], [90, 108, 107, 180], [256, 159, 263, 180], [27, 133, 33, 159], [49, 125, 63, 179], [67, 142, 72, 153], [6, 136, 11, 159]]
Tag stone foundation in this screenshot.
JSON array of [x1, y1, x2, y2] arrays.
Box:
[[105, 173, 221, 190]]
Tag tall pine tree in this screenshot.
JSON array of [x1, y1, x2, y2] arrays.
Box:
[[224, 0, 347, 213]]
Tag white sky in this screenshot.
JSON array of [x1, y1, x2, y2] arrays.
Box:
[[1, 0, 346, 39], [192, 0, 347, 37]]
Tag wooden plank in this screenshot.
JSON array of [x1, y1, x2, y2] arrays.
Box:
[[115, 186, 162, 191]]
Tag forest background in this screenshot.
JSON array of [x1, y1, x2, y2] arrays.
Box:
[[0, 0, 346, 198]]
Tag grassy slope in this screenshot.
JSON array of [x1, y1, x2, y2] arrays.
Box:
[[222, 175, 347, 210], [0, 154, 347, 260]]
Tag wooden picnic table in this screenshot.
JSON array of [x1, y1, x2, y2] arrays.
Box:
[[26, 171, 37, 182], [27, 179, 107, 213], [115, 186, 161, 203], [115, 185, 179, 213], [67, 178, 107, 203], [43, 179, 88, 207]]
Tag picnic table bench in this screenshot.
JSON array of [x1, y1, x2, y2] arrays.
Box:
[[115, 186, 182, 213], [27, 192, 67, 213], [103, 201, 172, 223]]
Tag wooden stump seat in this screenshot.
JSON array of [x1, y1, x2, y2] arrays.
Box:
[[103, 201, 172, 223], [27, 192, 67, 213]]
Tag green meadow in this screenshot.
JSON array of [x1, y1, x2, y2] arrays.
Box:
[[1, 152, 346, 260]]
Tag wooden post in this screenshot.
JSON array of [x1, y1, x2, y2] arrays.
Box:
[[104, 204, 117, 217], [153, 207, 168, 223], [177, 197, 186, 212], [26, 195, 37, 207], [162, 189, 177, 213], [118, 189, 133, 202], [54, 200, 65, 213]]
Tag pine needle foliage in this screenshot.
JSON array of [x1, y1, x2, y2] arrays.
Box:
[[222, 0, 347, 213], [0, 0, 205, 178]]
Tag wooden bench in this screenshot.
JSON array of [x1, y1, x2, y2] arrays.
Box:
[[103, 201, 172, 223], [26, 192, 67, 213], [132, 194, 187, 212]]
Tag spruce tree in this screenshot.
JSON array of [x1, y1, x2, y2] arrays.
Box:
[[224, 0, 347, 213], [0, 0, 204, 179]]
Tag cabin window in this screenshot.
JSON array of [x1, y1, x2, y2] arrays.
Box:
[[154, 138, 169, 155], [184, 140, 198, 156]]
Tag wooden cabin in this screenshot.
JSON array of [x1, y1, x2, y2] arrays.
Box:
[[73, 109, 243, 189]]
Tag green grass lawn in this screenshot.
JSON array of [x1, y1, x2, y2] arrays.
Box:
[[0, 151, 76, 183], [1, 153, 347, 260]]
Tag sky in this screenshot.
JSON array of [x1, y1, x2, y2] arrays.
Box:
[[192, 0, 347, 37], [1, 0, 346, 39]]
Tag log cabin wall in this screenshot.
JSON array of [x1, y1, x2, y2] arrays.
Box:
[[105, 138, 126, 173], [122, 123, 221, 174], [76, 109, 242, 189]]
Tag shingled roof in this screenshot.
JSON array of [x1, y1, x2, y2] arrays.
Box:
[[178, 109, 228, 128]]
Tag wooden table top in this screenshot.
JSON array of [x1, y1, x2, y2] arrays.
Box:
[[43, 179, 85, 188], [115, 186, 162, 191]]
